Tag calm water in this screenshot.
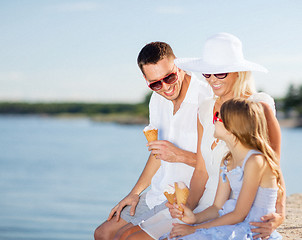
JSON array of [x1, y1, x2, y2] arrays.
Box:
[[0, 116, 300, 240]]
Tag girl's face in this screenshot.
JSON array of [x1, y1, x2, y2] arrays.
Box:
[[213, 112, 229, 140], [205, 72, 238, 99]]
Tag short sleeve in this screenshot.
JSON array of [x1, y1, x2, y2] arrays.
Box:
[[148, 92, 158, 126], [249, 92, 276, 116]]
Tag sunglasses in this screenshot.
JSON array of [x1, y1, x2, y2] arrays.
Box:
[[202, 73, 228, 79], [213, 111, 223, 124], [146, 67, 178, 91]]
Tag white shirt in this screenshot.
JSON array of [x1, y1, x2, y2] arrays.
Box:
[[145, 73, 212, 209]]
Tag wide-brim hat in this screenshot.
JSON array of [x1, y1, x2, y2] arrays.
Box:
[[175, 33, 268, 74]]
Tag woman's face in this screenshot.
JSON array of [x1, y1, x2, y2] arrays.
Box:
[[205, 72, 238, 99]]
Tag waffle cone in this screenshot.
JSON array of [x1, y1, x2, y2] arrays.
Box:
[[174, 182, 189, 213], [143, 129, 158, 142], [164, 191, 176, 204]]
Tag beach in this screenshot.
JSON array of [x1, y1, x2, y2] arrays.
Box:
[[278, 194, 302, 239]]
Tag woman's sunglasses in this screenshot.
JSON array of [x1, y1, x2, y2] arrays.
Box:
[[146, 67, 178, 91], [203, 73, 228, 79], [213, 111, 223, 124]]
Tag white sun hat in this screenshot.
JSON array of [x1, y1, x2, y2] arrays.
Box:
[[175, 32, 268, 74]]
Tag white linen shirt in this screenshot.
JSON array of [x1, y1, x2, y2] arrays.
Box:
[[145, 73, 212, 209]]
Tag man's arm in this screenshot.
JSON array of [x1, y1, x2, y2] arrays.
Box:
[[107, 153, 161, 221], [147, 141, 197, 167]]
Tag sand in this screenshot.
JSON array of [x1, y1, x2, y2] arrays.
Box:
[[278, 193, 302, 239]]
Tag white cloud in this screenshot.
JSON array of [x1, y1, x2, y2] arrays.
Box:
[[54, 2, 101, 12]]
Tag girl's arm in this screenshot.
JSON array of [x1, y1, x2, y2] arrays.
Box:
[[196, 155, 265, 229], [193, 160, 231, 223], [187, 116, 209, 210]]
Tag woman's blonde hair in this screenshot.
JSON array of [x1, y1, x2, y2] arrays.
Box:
[[231, 71, 256, 98], [220, 98, 283, 197]]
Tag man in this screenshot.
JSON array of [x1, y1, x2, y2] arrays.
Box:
[[94, 42, 211, 240]]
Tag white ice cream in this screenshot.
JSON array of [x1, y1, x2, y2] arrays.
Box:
[[176, 181, 187, 189], [143, 124, 157, 132], [164, 184, 175, 194]]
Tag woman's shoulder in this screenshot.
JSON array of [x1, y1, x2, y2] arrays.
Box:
[[249, 92, 274, 103], [248, 92, 276, 115]]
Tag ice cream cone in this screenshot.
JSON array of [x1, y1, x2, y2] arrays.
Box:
[[163, 184, 176, 205], [143, 129, 158, 142], [174, 182, 189, 213], [143, 125, 158, 157], [164, 191, 176, 204]]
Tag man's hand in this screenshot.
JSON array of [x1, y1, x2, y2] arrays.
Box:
[[148, 140, 180, 163], [250, 212, 284, 239], [107, 193, 139, 222]]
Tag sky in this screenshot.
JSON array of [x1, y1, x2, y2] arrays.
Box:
[[0, 0, 302, 103]]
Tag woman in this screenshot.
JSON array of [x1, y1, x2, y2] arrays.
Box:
[[123, 33, 285, 240]]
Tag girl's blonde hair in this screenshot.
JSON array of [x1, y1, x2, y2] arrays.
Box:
[[220, 98, 283, 197]]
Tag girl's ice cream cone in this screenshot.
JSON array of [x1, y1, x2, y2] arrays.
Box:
[[163, 184, 176, 204], [174, 181, 189, 213]]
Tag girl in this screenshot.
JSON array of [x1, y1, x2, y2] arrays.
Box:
[[167, 98, 283, 239]]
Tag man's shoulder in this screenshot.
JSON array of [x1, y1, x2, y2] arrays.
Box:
[[149, 91, 166, 104]]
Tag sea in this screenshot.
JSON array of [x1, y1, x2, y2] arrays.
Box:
[[0, 115, 300, 240]]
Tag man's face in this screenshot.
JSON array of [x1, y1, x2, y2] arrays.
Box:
[[143, 57, 183, 101]]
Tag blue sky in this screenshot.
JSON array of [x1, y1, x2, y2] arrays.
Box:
[[0, 0, 301, 103]]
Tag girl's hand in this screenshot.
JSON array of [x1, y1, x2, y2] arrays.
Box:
[[166, 202, 183, 219], [170, 223, 196, 238], [180, 204, 196, 224]]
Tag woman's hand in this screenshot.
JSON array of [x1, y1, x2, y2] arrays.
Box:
[[250, 212, 284, 239], [170, 223, 196, 239]]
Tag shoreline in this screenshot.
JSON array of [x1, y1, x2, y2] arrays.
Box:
[[277, 118, 302, 128], [1, 113, 301, 127]]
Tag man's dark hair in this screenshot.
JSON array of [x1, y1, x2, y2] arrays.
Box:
[[137, 42, 176, 74]]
